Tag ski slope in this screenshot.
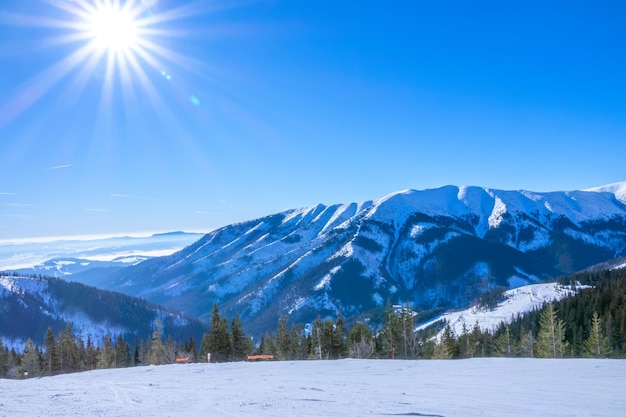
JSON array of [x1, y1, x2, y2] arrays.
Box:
[[1, 358, 624, 417], [417, 282, 583, 338]]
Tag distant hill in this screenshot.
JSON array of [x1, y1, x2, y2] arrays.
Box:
[[10, 257, 136, 278], [0, 273, 208, 350], [0, 232, 204, 271]]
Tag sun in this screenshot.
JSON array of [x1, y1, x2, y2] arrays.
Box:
[[86, 2, 140, 53], [0, 0, 241, 129]]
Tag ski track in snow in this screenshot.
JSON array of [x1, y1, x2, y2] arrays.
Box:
[[0, 358, 623, 417]]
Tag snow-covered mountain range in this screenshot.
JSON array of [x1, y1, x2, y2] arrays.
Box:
[[86, 182, 626, 336]]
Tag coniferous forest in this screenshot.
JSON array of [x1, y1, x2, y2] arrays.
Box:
[[1, 268, 625, 379]]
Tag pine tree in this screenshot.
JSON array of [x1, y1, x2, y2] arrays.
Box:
[[516, 328, 532, 357], [332, 312, 347, 359], [98, 335, 114, 369], [445, 324, 459, 358], [322, 318, 336, 359], [494, 325, 513, 357], [421, 339, 436, 359], [276, 315, 291, 360], [584, 312, 610, 358], [164, 335, 176, 364], [536, 303, 568, 358], [458, 321, 474, 358], [471, 323, 488, 357], [290, 324, 305, 360], [58, 324, 79, 372], [603, 312, 615, 357], [436, 325, 455, 359], [310, 315, 323, 359], [115, 334, 131, 367], [433, 338, 450, 359], [184, 337, 197, 362], [137, 339, 147, 365], [398, 304, 420, 358], [259, 331, 275, 356], [44, 327, 57, 376], [554, 316, 569, 357], [20, 338, 42, 378], [0, 338, 9, 378], [76, 337, 86, 371], [347, 322, 374, 359], [230, 316, 252, 361], [206, 304, 231, 362], [380, 299, 400, 358], [85, 335, 97, 370], [200, 332, 212, 362], [148, 319, 167, 365]]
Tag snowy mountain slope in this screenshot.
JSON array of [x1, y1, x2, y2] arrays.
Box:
[[585, 181, 626, 204], [1, 359, 624, 417], [0, 274, 207, 350], [90, 183, 626, 336], [416, 282, 584, 338]]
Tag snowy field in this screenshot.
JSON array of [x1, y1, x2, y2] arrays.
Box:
[[1, 358, 624, 417]]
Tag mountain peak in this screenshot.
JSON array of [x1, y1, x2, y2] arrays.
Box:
[[585, 181, 626, 204]]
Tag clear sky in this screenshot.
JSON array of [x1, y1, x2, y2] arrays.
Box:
[[1, 0, 625, 240]]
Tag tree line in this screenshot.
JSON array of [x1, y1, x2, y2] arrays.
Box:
[[414, 267, 626, 359], [2, 268, 625, 379], [221, 268, 626, 361], [0, 319, 197, 379]]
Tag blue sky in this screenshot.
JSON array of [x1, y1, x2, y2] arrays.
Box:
[[1, 0, 625, 239]]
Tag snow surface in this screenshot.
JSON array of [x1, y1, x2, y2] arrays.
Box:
[[417, 283, 581, 338], [1, 359, 624, 417]]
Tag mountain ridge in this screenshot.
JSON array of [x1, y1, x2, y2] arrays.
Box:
[[46, 182, 626, 337]]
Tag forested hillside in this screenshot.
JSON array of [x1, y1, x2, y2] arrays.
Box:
[[0, 273, 207, 351], [498, 268, 626, 357], [2, 268, 625, 380], [0, 319, 200, 379], [428, 267, 626, 359], [191, 267, 626, 361], [254, 268, 626, 360]]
